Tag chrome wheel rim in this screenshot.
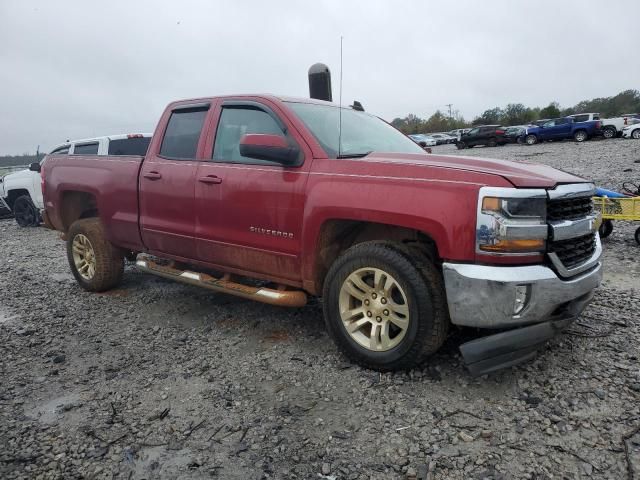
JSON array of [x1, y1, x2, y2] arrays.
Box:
[[72, 234, 96, 280], [604, 129, 614, 138], [339, 268, 410, 352], [633, 130, 640, 139], [576, 131, 586, 141], [526, 135, 535, 145]]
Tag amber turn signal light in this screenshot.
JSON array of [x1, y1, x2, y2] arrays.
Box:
[[479, 238, 545, 253]]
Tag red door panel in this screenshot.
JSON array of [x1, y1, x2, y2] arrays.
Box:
[[139, 158, 197, 258], [194, 162, 308, 280], [193, 100, 313, 282]]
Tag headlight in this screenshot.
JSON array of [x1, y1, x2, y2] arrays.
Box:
[[477, 187, 548, 255]]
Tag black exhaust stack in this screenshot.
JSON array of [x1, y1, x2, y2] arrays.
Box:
[[308, 63, 332, 102]]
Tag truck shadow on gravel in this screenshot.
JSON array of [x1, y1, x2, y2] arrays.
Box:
[[120, 267, 503, 380]]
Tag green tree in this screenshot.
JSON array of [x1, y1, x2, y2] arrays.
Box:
[[539, 102, 561, 119], [472, 107, 503, 125], [502, 103, 534, 126]]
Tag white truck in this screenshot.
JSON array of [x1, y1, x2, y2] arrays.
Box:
[[0, 134, 151, 226], [569, 113, 640, 139]]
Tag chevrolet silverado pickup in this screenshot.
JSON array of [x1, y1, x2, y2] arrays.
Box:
[[42, 95, 603, 375]]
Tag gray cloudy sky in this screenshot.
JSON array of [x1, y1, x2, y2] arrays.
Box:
[[1, 0, 638, 154]]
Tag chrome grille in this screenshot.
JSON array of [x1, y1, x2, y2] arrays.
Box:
[[547, 196, 593, 221], [548, 233, 597, 269]]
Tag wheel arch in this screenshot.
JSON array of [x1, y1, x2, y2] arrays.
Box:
[[59, 190, 99, 232], [305, 218, 442, 295], [5, 189, 31, 209]]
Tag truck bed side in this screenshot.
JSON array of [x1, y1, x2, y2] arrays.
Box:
[[44, 154, 145, 251]]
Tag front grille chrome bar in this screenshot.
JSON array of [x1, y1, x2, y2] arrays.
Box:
[[548, 234, 602, 278], [547, 183, 595, 200]]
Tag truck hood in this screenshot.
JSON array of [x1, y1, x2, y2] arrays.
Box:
[[2, 168, 32, 182], [363, 152, 587, 188]]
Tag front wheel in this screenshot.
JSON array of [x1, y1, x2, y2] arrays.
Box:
[[66, 218, 124, 292], [632, 129, 640, 140], [602, 127, 616, 139], [13, 195, 40, 227], [525, 134, 538, 145], [456, 142, 467, 149], [322, 242, 449, 371], [573, 130, 588, 142], [635, 227, 640, 246]]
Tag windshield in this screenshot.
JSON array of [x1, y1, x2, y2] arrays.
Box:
[[287, 102, 425, 158]]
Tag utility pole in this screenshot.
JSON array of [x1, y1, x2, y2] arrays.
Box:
[[445, 103, 453, 119]]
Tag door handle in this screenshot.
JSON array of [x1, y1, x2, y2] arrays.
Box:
[[198, 175, 222, 184], [143, 171, 162, 180]]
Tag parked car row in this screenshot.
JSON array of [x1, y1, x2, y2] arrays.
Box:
[[408, 112, 640, 151], [0, 134, 151, 227]]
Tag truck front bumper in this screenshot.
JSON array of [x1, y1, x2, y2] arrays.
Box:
[[443, 261, 601, 329], [442, 259, 602, 376]]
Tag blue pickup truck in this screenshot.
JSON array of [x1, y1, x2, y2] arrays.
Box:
[[522, 117, 602, 145]]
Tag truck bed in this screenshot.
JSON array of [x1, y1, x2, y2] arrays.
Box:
[[44, 154, 145, 251]]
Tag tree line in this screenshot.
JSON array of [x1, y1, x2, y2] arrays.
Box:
[[0, 153, 46, 168], [391, 89, 640, 135]]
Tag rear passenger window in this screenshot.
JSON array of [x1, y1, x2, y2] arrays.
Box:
[[212, 107, 285, 164], [73, 143, 99, 155], [160, 107, 208, 159], [572, 114, 589, 122], [108, 137, 151, 156]]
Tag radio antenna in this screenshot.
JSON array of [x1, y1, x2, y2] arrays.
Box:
[[338, 35, 343, 158]]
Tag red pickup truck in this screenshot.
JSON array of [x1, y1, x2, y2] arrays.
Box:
[[42, 95, 602, 375]]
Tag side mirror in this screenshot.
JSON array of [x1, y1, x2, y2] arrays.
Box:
[[239, 134, 300, 165], [29, 162, 41, 173]]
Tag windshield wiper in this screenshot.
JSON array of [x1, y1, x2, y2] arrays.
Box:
[[337, 151, 372, 159]]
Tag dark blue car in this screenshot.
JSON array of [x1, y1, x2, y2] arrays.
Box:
[[521, 117, 602, 145]]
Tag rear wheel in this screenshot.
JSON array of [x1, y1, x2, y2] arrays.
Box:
[[602, 127, 616, 139], [13, 195, 39, 227], [525, 134, 538, 145], [573, 130, 588, 142], [632, 129, 640, 140], [66, 218, 124, 292], [456, 142, 467, 150], [322, 242, 449, 371], [487, 137, 497, 147], [635, 227, 640, 246], [599, 219, 613, 239]]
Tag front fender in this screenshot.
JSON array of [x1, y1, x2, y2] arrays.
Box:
[[300, 172, 486, 289]]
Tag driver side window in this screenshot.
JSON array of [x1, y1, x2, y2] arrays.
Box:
[[212, 107, 284, 164]]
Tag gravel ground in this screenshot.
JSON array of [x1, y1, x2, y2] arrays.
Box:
[[1, 138, 640, 480]]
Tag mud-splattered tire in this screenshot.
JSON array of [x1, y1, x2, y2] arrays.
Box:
[[66, 218, 124, 292], [598, 219, 613, 239], [13, 195, 40, 227], [322, 242, 449, 371]]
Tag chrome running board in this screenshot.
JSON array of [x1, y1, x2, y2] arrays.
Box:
[[135, 254, 307, 308]]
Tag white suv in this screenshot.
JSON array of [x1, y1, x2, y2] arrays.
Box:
[[0, 134, 151, 226]]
